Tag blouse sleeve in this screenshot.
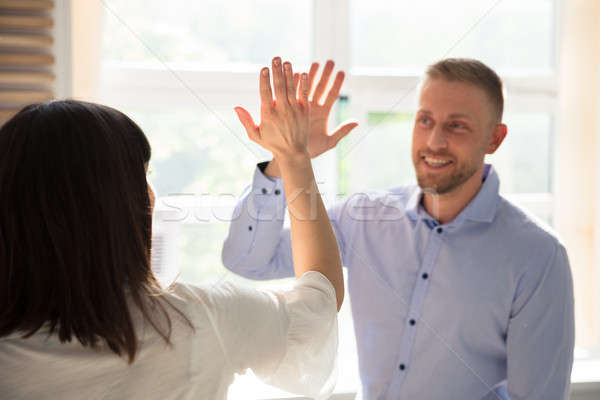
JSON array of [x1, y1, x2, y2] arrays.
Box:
[[196, 270, 338, 399]]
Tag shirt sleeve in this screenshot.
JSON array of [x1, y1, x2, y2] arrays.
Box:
[[197, 271, 339, 399], [221, 162, 350, 280], [221, 162, 294, 279], [506, 243, 575, 400]]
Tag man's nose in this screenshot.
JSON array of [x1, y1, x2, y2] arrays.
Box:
[[426, 125, 448, 151]]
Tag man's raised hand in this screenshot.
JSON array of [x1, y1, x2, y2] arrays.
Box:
[[294, 60, 359, 159]]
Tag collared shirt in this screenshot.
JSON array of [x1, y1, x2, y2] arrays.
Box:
[[222, 163, 574, 400]]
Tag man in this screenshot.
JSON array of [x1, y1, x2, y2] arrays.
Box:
[[226, 58, 574, 399]]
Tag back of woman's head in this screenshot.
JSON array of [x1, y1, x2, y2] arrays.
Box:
[[0, 100, 173, 362]]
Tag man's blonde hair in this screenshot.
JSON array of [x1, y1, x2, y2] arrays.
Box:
[[425, 58, 504, 123]]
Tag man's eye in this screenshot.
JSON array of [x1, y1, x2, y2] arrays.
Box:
[[419, 118, 431, 125], [450, 122, 465, 129]]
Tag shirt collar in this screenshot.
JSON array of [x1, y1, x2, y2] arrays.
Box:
[[406, 164, 500, 225]]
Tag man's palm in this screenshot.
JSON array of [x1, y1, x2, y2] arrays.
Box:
[[294, 61, 358, 158]]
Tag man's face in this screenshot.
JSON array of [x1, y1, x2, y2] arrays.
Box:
[[411, 78, 497, 194]]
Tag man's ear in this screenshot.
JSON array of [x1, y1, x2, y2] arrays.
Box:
[[486, 123, 507, 154]]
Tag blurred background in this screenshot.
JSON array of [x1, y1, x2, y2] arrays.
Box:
[[0, 0, 598, 398]]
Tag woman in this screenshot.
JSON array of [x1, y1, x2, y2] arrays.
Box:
[[0, 58, 344, 399]]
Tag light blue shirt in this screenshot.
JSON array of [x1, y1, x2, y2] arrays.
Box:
[[222, 163, 574, 400]]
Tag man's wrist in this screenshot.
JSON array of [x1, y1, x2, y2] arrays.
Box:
[[264, 158, 282, 178]]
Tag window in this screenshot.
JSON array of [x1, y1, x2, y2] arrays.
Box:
[[98, 0, 599, 397], [102, 0, 311, 67], [350, 0, 555, 73]]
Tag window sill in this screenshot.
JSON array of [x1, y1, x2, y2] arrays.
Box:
[[571, 358, 600, 395]]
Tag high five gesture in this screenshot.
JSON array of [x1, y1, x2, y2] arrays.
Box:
[[239, 59, 358, 177], [234, 57, 344, 311]]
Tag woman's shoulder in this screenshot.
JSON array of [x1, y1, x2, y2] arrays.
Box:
[[164, 280, 251, 305], [159, 280, 270, 325]]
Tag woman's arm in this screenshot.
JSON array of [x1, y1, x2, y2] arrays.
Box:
[[234, 57, 344, 310]]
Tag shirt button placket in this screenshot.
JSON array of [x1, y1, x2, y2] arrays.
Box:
[[389, 227, 444, 397]]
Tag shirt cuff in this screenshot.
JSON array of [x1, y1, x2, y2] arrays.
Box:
[[252, 161, 286, 207]]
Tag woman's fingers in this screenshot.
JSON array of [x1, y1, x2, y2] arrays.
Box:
[[234, 107, 260, 143], [245, 60, 313, 156], [283, 62, 296, 105], [293, 73, 300, 99], [271, 57, 287, 106], [300, 73, 309, 108]]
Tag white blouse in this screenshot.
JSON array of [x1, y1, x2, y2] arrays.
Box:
[[0, 271, 338, 400]]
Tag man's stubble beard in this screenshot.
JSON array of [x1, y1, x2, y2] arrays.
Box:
[[414, 158, 479, 195]]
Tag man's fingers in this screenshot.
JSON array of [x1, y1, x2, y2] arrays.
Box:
[[330, 121, 359, 146], [234, 107, 260, 143], [323, 71, 345, 108], [283, 62, 296, 105], [312, 60, 334, 104], [271, 57, 287, 106], [259, 67, 273, 107], [308, 62, 319, 97]]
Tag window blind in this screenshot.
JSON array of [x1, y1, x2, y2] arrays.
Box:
[[0, 0, 55, 125]]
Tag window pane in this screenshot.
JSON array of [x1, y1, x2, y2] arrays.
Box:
[[489, 113, 553, 194], [338, 111, 415, 196], [351, 0, 554, 73], [177, 223, 230, 284], [172, 223, 285, 288], [102, 0, 311, 67], [106, 106, 269, 285], [116, 107, 268, 196]]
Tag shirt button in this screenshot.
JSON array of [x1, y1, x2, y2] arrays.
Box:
[[261, 188, 267, 194], [399, 363, 406, 371], [436, 227, 443, 234], [409, 319, 416, 326], [274, 189, 281, 195], [248, 226, 253, 231], [422, 273, 429, 280]]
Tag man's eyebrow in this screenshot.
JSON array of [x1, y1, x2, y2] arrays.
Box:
[[416, 110, 473, 120], [448, 113, 472, 120]]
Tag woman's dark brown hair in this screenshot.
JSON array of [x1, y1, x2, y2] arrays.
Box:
[[0, 100, 185, 363]]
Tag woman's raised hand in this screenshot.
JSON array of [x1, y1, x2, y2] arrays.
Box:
[[234, 57, 310, 160], [233, 58, 344, 311]]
